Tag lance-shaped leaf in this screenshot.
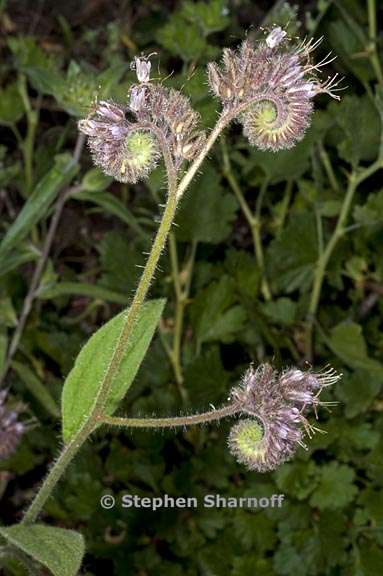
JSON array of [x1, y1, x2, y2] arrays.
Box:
[[61, 299, 165, 442]]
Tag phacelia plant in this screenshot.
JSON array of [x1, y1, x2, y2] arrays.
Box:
[[0, 26, 344, 573], [74, 26, 343, 472]]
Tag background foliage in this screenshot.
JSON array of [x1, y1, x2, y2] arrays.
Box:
[[1, 0, 383, 574]]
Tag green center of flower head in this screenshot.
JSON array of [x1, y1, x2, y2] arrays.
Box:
[[232, 419, 263, 456], [253, 100, 278, 126], [124, 132, 156, 168], [228, 418, 267, 471]]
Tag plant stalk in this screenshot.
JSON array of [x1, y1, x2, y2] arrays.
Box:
[[101, 403, 240, 428]]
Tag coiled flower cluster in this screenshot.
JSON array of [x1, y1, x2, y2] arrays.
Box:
[[0, 390, 25, 461], [228, 364, 340, 472], [79, 56, 205, 183], [208, 26, 342, 150]]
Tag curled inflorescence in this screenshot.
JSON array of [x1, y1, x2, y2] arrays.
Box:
[[79, 56, 205, 183], [0, 390, 25, 461], [228, 363, 341, 472], [208, 26, 343, 151]]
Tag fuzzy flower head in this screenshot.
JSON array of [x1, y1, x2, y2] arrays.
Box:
[[0, 390, 25, 461], [228, 364, 341, 472], [79, 56, 205, 182], [208, 27, 343, 151]]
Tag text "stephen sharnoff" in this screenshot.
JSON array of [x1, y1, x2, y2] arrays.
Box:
[[100, 493, 285, 511]]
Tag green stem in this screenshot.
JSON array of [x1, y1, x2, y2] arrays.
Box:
[[221, 140, 271, 301], [367, 0, 383, 86], [18, 75, 38, 195], [319, 144, 340, 192], [21, 98, 267, 523], [22, 423, 92, 524], [306, 158, 383, 360], [253, 178, 271, 301], [168, 232, 188, 402], [102, 403, 240, 428], [21, 110, 238, 523], [166, 235, 197, 402], [275, 180, 293, 238]]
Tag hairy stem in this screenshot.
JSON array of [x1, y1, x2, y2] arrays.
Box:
[[0, 134, 85, 387], [22, 423, 92, 524], [21, 100, 258, 522], [101, 403, 240, 428]]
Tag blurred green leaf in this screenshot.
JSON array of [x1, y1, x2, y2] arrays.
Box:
[[335, 370, 382, 418], [310, 462, 357, 510], [328, 322, 383, 374], [0, 524, 85, 576], [0, 155, 79, 266], [190, 276, 247, 348], [12, 361, 60, 417], [0, 83, 24, 125], [176, 164, 237, 244], [36, 280, 129, 305], [75, 190, 146, 238], [330, 95, 381, 165], [266, 213, 318, 293]]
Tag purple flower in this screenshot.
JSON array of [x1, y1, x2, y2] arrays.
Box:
[[208, 28, 343, 151], [78, 56, 205, 181], [228, 364, 341, 472]]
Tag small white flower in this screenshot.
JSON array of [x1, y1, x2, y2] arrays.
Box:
[[131, 56, 151, 83], [266, 26, 287, 49]]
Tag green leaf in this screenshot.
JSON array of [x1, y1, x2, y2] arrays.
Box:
[[354, 189, 383, 227], [329, 95, 381, 165], [98, 231, 141, 295], [247, 130, 314, 184], [12, 361, 60, 417], [156, 14, 209, 62], [0, 524, 85, 576], [261, 297, 297, 325], [80, 167, 113, 192], [0, 156, 79, 265], [61, 298, 165, 442], [327, 19, 373, 84], [190, 276, 247, 348], [327, 322, 383, 374], [357, 543, 383, 576], [181, 0, 230, 35], [335, 370, 382, 418], [309, 462, 357, 510], [176, 165, 237, 244], [183, 347, 230, 405], [74, 190, 146, 238], [0, 244, 38, 277], [0, 329, 7, 376], [0, 83, 24, 125], [275, 461, 318, 500], [266, 213, 318, 292], [36, 281, 129, 305]]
